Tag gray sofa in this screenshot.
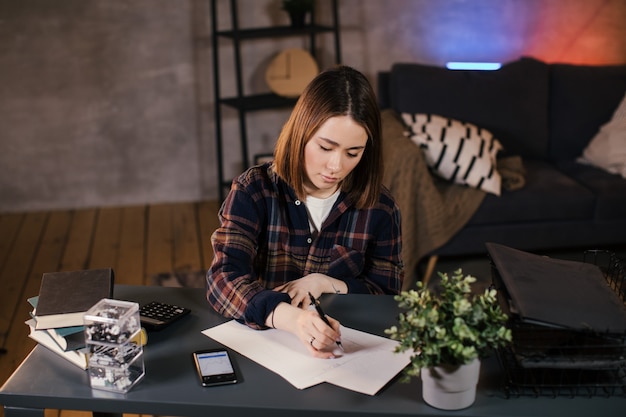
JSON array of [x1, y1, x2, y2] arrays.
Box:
[[378, 57, 626, 279]]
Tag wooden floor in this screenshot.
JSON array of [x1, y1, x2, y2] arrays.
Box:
[[0, 200, 221, 417]]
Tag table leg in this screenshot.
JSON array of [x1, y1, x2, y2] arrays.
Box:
[[3, 406, 44, 417]]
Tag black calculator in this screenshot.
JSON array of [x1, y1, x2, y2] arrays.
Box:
[[139, 301, 191, 330]]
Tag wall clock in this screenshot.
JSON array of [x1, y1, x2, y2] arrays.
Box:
[[265, 48, 319, 98]]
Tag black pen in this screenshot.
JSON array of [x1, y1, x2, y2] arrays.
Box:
[[308, 292, 344, 351]]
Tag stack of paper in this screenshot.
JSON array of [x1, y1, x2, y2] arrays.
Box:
[[203, 320, 412, 395]]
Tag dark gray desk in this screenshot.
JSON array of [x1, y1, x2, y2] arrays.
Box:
[[1, 285, 623, 417]]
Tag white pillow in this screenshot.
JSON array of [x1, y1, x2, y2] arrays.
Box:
[[401, 113, 503, 195], [579, 92, 626, 178]]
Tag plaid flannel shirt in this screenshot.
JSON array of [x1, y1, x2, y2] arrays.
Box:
[[206, 164, 404, 328]]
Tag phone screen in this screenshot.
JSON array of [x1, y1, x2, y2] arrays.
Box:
[[193, 349, 238, 386]]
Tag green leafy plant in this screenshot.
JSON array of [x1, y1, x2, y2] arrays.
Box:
[[281, 0, 314, 14], [385, 269, 512, 381]]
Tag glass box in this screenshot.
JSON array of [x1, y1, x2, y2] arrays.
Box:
[[84, 298, 145, 393]]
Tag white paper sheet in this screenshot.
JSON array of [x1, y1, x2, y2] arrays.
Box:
[[202, 320, 412, 395]]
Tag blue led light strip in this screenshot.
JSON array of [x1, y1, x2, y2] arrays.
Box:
[[446, 62, 502, 70]]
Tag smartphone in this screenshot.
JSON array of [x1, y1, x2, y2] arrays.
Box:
[[192, 349, 238, 387]]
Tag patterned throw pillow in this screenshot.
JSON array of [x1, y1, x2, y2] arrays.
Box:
[[401, 113, 503, 195]]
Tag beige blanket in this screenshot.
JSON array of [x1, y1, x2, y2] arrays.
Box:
[[381, 110, 486, 288]]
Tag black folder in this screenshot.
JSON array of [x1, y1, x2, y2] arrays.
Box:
[[486, 243, 626, 333]]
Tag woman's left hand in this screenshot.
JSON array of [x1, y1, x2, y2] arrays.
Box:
[[274, 273, 332, 308]]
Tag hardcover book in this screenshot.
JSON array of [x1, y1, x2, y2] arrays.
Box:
[[34, 268, 114, 330], [28, 296, 85, 350], [25, 319, 89, 370], [46, 326, 86, 351]]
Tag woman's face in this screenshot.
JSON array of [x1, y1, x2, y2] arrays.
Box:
[[303, 115, 367, 198]]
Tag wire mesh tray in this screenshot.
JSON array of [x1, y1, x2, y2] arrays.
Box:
[[491, 250, 626, 397], [497, 342, 626, 397]]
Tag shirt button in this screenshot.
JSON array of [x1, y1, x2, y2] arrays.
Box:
[[295, 200, 301, 205], [307, 237, 312, 244]]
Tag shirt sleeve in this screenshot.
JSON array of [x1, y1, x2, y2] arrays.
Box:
[[206, 174, 289, 329]]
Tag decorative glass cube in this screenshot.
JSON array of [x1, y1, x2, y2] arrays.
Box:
[[84, 298, 141, 345], [84, 298, 145, 393], [88, 347, 145, 393]]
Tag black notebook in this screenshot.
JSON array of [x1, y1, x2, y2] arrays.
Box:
[[34, 268, 114, 330], [486, 243, 626, 333]]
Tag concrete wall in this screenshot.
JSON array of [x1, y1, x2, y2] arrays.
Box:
[[0, 0, 199, 212], [1, 0, 625, 212]]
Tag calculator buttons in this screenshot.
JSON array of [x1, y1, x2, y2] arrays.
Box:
[[139, 301, 191, 330]]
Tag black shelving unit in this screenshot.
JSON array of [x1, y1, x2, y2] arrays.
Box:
[[210, 0, 341, 200]]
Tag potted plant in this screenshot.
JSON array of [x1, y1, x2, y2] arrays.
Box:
[[281, 0, 314, 28], [385, 269, 512, 410]]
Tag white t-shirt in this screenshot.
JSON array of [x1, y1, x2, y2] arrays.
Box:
[[305, 190, 340, 232]]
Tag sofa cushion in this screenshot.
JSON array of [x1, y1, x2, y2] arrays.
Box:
[[401, 113, 503, 195], [556, 160, 626, 221], [549, 63, 626, 161], [579, 92, 626, 178], [389, 57, 550, 159], [466, 160, 595, 226]]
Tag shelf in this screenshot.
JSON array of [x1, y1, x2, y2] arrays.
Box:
[[216, 24, 336, 40], [219, 93, 298, 112], [210, 0, 341, 200]]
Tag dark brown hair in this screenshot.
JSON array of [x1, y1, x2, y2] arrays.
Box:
[[273, 65, 383, 209]]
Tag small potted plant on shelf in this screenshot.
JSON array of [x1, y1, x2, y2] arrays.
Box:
[[385, 269, 512, 410], [281, 0, 314, 28]]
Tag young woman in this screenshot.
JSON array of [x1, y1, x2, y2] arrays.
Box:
[[207, 65, 403, 358]]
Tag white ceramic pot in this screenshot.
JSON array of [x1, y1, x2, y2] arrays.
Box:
[[420, 358, 481, 410]]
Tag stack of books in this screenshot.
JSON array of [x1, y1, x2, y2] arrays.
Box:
[[25, 268, 115, 369]]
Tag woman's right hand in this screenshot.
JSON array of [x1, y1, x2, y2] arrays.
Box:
[[268, 302, 342, 359]]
